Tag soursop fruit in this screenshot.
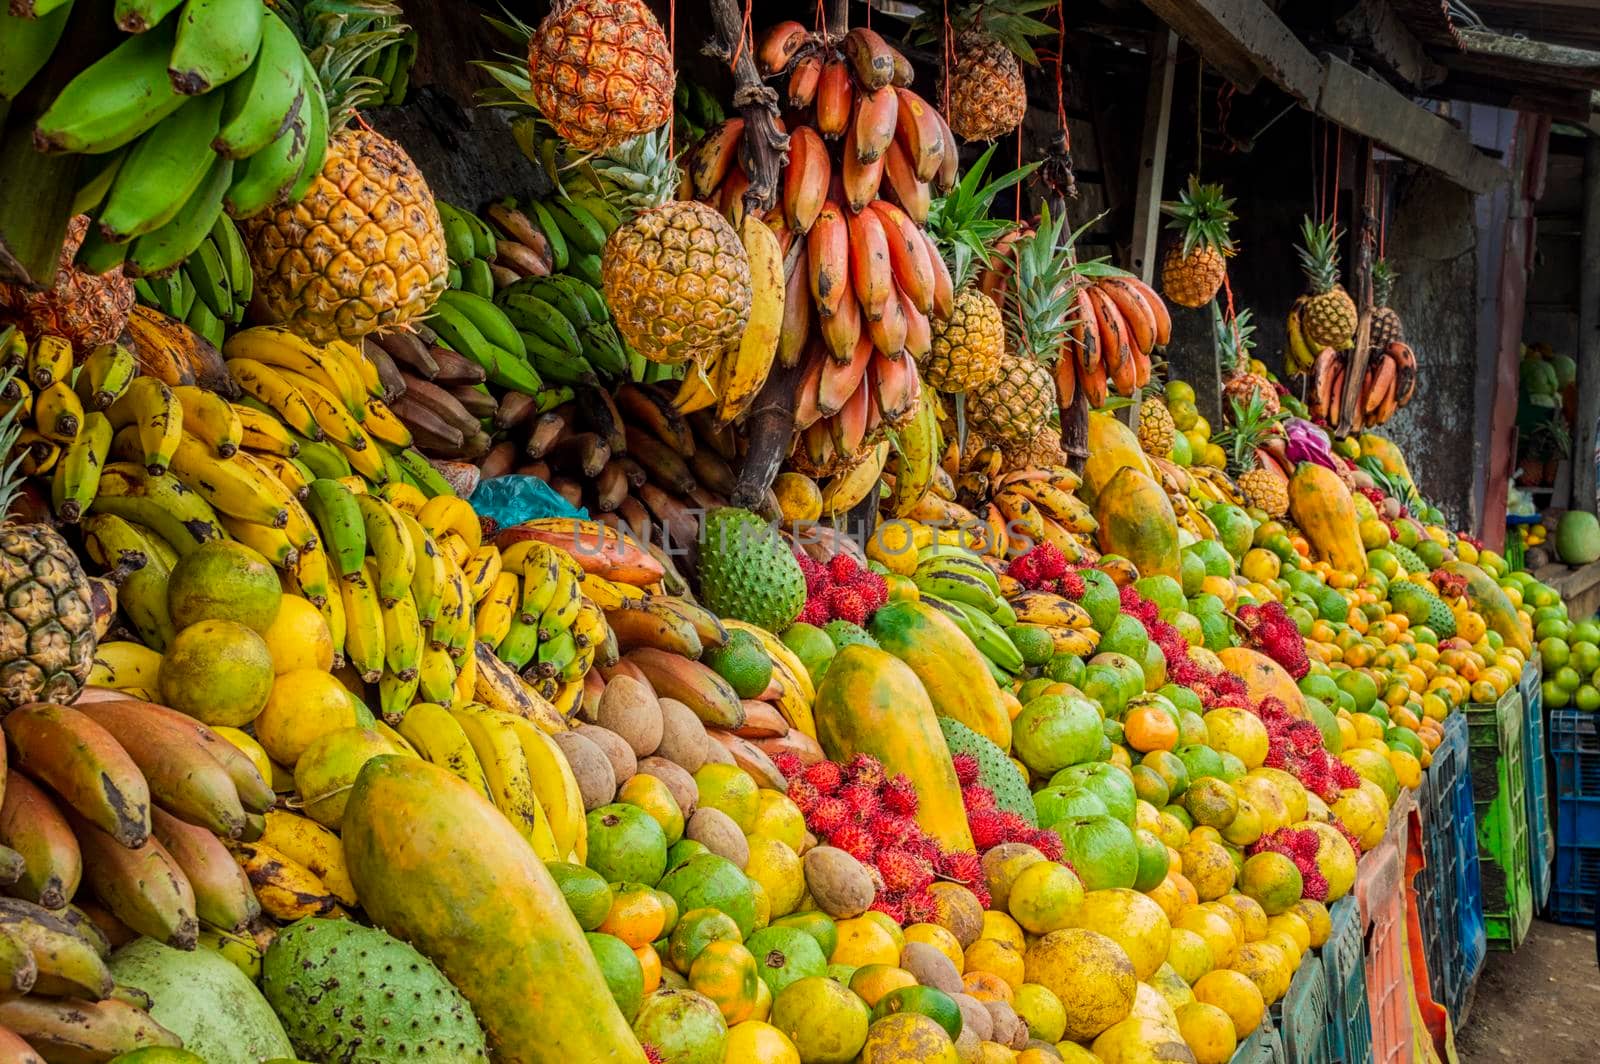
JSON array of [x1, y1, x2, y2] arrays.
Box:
[[938, 716, 1036, 826], [697, 508, 806, 631], [1390, 543, 1428, 574], [263, 919, 488, 1062]]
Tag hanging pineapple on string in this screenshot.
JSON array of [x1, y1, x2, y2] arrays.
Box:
[[525, 0, 675, 153], [1215, 302, 1279, 418], [1369, 258, 1405, 351], [912, 0, 1057, 142], [1290, 216, 1357, 352], [1159, 176, 1235, 308]]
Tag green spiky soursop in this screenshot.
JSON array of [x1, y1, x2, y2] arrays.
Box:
[[1391, 543, 1428, 574], [697, 508, 806, 631], [263, 919, 488, 1062], [823, 619, 878, 652], [938, 716, 1036, 826]]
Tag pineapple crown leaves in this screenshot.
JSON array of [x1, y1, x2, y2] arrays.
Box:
[[1372, 258, 1396, 305], [1002, 204, 1079, 366], [909, 0, 1059, 65], [277, 0, 409, 129], [1161, 175, 1236, 257], [0, 352, 29, 522], [1296, 215, 1343, 295], [927, 144, 1038, 289], [1211, 301, 1255, 374], [1213, 391, 1284, 474], [475, 10, 541, 112]]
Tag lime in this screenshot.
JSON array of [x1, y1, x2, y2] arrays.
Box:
[[1099, 614, 1151, 663], [704, 629, 775, 699], [548, 862, 615, 930]]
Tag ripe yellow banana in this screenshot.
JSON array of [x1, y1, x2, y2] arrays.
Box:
[[88, 640, 164, 691], [259, 809, 357, 907], [378, 480, 428, 516], [106, 377, 182, 475], [397, 510, 446, 631], [340, 560, 386, 683], [380, 589, 423, 681], [418, 496, 481, 552], [717, 213, 784, 423], [171, 385, 242, 458], [355, 493, 416, 605], [226, 358, 323, 441], [416, 642, 457, 704], [474, 571, 519, 646], [472, 641, 566, 733], [504, 713, 587, 861], [820, 440, 889, 516], [395, 701, 493, 801], [579, 572, 647, 610], [228, 840, 346, 922], [233, 402, 299, 457], [448, 705, 558, 860], [461, 545, 503, 604], [223, 327, 367, 414]]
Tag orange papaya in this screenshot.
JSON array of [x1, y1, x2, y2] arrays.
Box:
[[341, 756, 646, 1064], [1093, 466, 1180, 580], [1080, 411, 1153, 507], [868, 600, 1012, 750], [813, 646, 975, 851], [1217, 647, 1308, 718], [1287, 463, 1367, 576], [1438, 560, 1532, 655]]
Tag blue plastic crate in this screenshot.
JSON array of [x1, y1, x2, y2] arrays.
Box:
[[1321, 896, 1372, 1064], [1522, 661, 1552, 910], [1416, 717, 1465, 1014], [1552, 708, 1600, 799], [1231, 1008, 1286, 1064], [1550, 842, 1600, 927], [1449, 713, 1487, 1013], [1270, 954, 1331, 1064]]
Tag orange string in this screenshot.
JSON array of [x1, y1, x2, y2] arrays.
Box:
[[667, 0, 676, 157], [728, 0, 752, 70], [1332, 126, 1342, 229], [815, 0, 827, 37], [1054, 0, 1067, 135], [942, 0, 953, 115]]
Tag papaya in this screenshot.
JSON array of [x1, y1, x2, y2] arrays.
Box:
[[1287, 463, 1367, 576], [340, 756, 646, 1064], [1438, 560, 1532, 655], [1217, 647, 1308, 718], [1357, 434, 1417, 495], [1080, 412, 1154, 507], [813, 647, 975, 851], [868, 601, 1012, 750], [1094, 466, 1180, 580]]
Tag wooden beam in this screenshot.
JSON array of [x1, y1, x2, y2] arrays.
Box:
[[1574, 135, 1600, 514], [1129, 31, 1178, 285], [1132, 0, 1322, 102], [1317, 57, 1508, 195], [1336, 0, 1447, 88]]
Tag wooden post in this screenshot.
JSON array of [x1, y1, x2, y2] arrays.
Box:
[[1574, 135, 1600, 514], [704, 0, 788, 216], [1338, 139, 1378, 436], [1130, 31, 1178, 285]]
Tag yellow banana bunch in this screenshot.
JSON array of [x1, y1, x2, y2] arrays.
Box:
[[820, 440, 889, 516]]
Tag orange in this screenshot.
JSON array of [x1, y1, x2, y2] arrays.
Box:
[[965, 937, 1026, 988], [689, 939, 762, 1024], [635, 943, 663, 993], [962, 969, 1015, 1002], [1124, 703, 1180, 753], [1192, 969, 1265, 1039], [1176, 1001, 1239, 1064], [599, 886, 667, 948]]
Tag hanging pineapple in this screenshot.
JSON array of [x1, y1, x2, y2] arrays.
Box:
[[1370, 258, 1404, 350], [0, 216, 134, 357], [1215, 391, 1289, 518], [244, 5, 448, 344], [1215, 303, 1279, 418], [914, 1, 1055, 142], [526, 0, 674, 153], [1159, 176, 1235, 308], [966, 207, 1076, 446], [1293, 216, 1357, 350], [922, 147, 1034, 393]]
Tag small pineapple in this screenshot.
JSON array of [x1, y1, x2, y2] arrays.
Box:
[[1370, 258, 1404, 350], [923, 146, 1034, 393], [967, 206, 1076, 445], [245, 5, 448, 343], [1215, 391, 1288, 517], [0, 216, 134, 357], [0, 343, 96, 709], [1137, 389, 1176, 456], [598, 127, 750, 366], [1216, 304, 1279, 418], [527, 0, 674, 153], [1160, 176, 1235, 308], [916, 2, 1053, 143], [1001, 424, 1066, 471], [1296, 217, 1358, 350]]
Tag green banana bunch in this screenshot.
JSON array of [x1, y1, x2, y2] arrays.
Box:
[[132, 215, 252, 346]]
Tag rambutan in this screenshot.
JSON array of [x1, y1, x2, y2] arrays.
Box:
[[827, 585, 869, 626], [938, 850, 984, 886], [952, 754, 981, 787], [804, 760, 845, 795], [902, 889, 940, 925], [839, 784, 882, 822], [870, 815, 920, 850], [847, 753, 886, 790], [968, 809, 1008, 850], [878, 848, 935, 893], [1059, 571, 1085, 599], [799, 597, 832, 627], [1288, 721, 1324, 755], [868, 894, 905, 925], [771, 752, 804, 779], [642, 1045, 665, 1064], [1332, 762, 1361, 789], [786, 778, 819, 812], [961, 784, 997, 812], [1028, 829, 1064, 862], [997, 811, 1032, 842], [1033, 543, 1068, 579], [1006, 553, 1042, 586], [807, 796, 850, 836], [827, 553, 860, 583], [1301, 868, 1330, 902], [855, 573, 889, 612], [882, 775, 919, 815], [831, 823, 877, 863]]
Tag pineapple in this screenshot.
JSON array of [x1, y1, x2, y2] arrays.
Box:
[[1160, 176, 1235, 308], [1137, 389, 1176, 456], [923, 148, 1033, 392], [527, 0, 673, 153], [967, 206, 1075, 445], [245, 6, 448, 344], [1371, 258, 1404, 350], [1216, 304, 1279, 418], [1001, 424, 1066, 471], [598, 128, 750, 366], [1296, 217, 1358, 350], [0, 343, 95, 709], [1215, 391, 1288, 517], [917, 2, 1053, 143], [0, 216, 134, 357]]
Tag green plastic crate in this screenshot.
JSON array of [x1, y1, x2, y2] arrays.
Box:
[[1465, 686, 1532, 950]]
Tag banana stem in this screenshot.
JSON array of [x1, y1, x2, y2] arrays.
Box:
[[703, 0, 789, 218], [731, 359, 804, 510]]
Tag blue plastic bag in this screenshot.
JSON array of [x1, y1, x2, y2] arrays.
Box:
[[470, 475, 588, 532]]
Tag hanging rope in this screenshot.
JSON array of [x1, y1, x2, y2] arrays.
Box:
[[815, 0, 827, 40], [1054, 0, 1068, 139], [667, 0, 677, 156], [1331, 125, 1342, 229], [727, 0, 752, 70], [1195, 59, 1203, 176], [941, 0, 954, 115]]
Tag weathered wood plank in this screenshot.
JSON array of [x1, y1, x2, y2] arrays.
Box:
[[1129, 30, 1178, 285], [1572, 136, 1600, 515], [1133, 0, 1322, 101], [1336, 0, 1447, 89], [1317, 56, 1508, 195]]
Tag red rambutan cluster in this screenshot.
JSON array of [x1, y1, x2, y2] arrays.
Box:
[[1248, 826, 1325, 900], [794, 551, 889, 627], [952, 753, 981, 788], [1254, 698, 1348, 802], [1237, 602, 1310, 679], [1119, 585, 1160, 625], [1005, 543, 1071, 591]]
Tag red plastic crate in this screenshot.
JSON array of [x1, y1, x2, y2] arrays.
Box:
[[1357, 793, 1415, 1064]]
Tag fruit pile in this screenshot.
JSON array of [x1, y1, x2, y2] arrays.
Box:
[[0, 1, 1549, 1062]]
